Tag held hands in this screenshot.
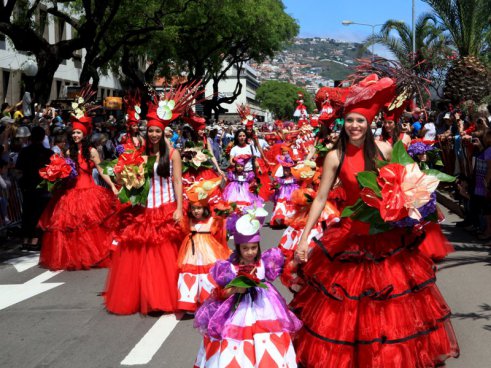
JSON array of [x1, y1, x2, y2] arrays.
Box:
[[173, 208, 183, 224], [294, 238, 309, 263]]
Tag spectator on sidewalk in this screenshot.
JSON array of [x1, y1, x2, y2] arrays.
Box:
[[15, 126, 53, 250]]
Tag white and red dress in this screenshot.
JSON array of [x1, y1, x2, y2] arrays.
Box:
[[104, 152, 185, 315], [177, 217, 231, 312], [193, 249, 302, 368]]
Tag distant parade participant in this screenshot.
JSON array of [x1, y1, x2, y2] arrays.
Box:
[[222, 155, 263, 209], [120, 93, 145, 151], [39, 89, 119, 271]]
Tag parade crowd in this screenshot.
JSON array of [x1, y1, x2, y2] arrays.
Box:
[[1, 76, 491, 367]]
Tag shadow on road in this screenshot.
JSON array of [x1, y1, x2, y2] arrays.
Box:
[[452, 304, 491, 332]]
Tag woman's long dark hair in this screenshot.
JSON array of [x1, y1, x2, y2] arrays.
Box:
[[145, 132, 170, 178], [381, 119, 401, 144], [69, 134, 91, 168], [234, 129, 248, 147], [334, 119, 378, 172]]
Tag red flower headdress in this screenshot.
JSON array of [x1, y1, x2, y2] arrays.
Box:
[[237, 104, 255, 127], [70, 85, 100, 135], [124, 90, 142, 128], [146, 80, 202, 130], [315, 87, 350, 127]]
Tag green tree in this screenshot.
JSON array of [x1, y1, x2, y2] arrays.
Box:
[[256, 80, 314, 119], [423, 0, 491, 102], [119, 0, 298, 118]]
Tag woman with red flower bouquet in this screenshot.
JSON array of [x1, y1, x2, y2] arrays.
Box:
[[292, 74, 459, 367], [104, 83, 200, 315], [39, 103, 119, 271]]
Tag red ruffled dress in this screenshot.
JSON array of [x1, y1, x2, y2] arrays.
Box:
[[104, 154, 185, 315], [39, 153, 117, 271], [291, 143, 459, 368]]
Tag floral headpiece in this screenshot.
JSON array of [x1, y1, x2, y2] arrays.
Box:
[[182, 110, 206, 132], [237, 104, 255, 126], [146, 80, 202, 130], [344, 74, 396, 123], [185, 177, 222, 205], [233, 206, 268, 245], [276, 154, 295, 168], [124, 91, 142, 127], [70, 85, 99, 135], [291, 160, 317, 181], [315, 87, 350, 126]]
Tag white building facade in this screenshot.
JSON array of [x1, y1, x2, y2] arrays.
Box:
[[0, 10, 121, 105], [204, 63, 271, 123]]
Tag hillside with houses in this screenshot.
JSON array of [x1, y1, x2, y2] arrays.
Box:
[[251, 37, 372, 94]]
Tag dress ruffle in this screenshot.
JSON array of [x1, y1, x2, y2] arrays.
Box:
[[104, 202, 185, 315], [39, 184, 118, 271], [418, 222, 454, 261], [291, 219, 459, 368]]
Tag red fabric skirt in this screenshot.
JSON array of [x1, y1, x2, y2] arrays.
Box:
[[418, 222, 454, 261], [104, 202, 185, 315], [38, 185, 117, 271], [291, 219, 459, 368]]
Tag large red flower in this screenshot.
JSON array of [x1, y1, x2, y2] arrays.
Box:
[[39, 155, 72, 182], [114, 150, 144, 174], [360, 163, 409, 222]]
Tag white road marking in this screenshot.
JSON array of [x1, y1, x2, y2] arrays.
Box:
[[5, 253, 40, 272], [120, 312, 183, 366], [0, 270, 64, 311]]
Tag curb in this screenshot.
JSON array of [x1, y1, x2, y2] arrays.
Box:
[[436, 190, 464, 218]]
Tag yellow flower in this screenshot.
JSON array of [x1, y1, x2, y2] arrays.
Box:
[[120, 164, 145, 190]]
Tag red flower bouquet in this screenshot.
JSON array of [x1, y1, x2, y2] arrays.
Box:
[[342, 141, 455, 234], [100, 151, 155, 206], [38, 154, 77, 191]]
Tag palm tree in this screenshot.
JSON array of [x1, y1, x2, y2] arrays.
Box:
[[364, 13, 451, 99], [423, 0, 491, 103], [365, 13, 451, 74]]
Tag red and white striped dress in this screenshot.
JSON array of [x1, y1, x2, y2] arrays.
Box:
[[105, 152, 186, 315]]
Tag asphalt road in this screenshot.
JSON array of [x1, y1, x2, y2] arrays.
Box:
[[0, 206, 490, 368]]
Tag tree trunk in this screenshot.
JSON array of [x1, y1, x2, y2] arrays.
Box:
[[32, 52, 61, 105]]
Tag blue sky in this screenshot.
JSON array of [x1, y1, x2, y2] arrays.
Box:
[[283, 0, 433, 42]]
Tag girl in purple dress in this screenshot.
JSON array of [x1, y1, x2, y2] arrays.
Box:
[[193, 207, 301, 368], [222, 156, 263, 210]]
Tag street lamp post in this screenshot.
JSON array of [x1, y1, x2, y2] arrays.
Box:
[[342, 20, 384, 60]]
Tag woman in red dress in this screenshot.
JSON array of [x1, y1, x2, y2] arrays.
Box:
[[293, 75, 459, 367], [39, 115, 119, 271], [104, 97, 186, 315]]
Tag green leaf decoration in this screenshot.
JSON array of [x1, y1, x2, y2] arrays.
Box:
[[341, 198, 365, 218], [356, 171, 381, 197], [423, 169, 456, 183], [100, 159, 118, 177], [376, 159, 389, 168], [118, 188, 130, 204], [225, 275, 267, 289], [391, 141, 414, 165], [369, 222, 393, 235]]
